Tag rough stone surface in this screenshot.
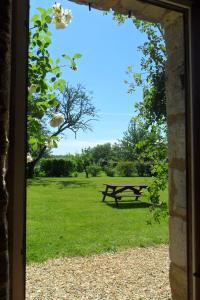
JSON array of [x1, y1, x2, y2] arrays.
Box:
[[164, 15, 188, 298], [167, 116, 186, 162], [169, 216, 187, 268], [169, 168, 187, 215], [69, 0, 180, 23], [170, 263, 188, 300]]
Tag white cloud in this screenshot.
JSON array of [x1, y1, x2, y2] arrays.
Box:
[[52, 138, 118, 155]]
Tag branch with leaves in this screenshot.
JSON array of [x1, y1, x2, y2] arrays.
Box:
[[27, 5, 97, 177]]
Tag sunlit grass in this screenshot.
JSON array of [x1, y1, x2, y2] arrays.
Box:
[[26, 175, 168, 263]]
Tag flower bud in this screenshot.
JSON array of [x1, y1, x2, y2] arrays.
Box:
[[27, 153, 33, 163], [28, 84, 37, 94], [49, 113, 64, 127]]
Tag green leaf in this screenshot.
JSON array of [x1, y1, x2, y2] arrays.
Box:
[[56, 58, 60, 65], [73, 53, 82, 59], [31, 15, 40, 22], [62, 54, 71, 61], [51, 77, 56, 82], [35, 20, 41, 27], [45, 15, 52, 24], [37, 7, 46, 15], [29, 138, 37, 145]]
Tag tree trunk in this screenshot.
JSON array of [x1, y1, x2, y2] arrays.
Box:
[[83, 166, 89, 178], [27, 161, 37, 178], [27, 145, 47, 178]]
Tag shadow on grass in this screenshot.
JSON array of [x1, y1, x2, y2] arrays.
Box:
[[104, 200, 151, 209], [27, 177, 90, 188]]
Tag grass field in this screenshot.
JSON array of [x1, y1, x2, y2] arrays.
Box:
[[26, 176, 168, 263]]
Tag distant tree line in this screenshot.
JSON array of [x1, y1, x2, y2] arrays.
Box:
[[33, 117, 167, 178]]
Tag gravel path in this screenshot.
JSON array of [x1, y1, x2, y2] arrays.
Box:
[[26, 245, 171, 300]]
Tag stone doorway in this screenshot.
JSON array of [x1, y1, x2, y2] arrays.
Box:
[[2, 0, 199, 299]]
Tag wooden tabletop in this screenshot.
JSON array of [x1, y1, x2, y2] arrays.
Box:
[[104, 183, 148, 187]]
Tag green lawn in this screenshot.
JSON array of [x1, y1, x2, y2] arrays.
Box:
[[26, 176, 168, 263]]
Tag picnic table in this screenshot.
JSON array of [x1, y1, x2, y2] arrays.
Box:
[[100, 183, 148, 206]]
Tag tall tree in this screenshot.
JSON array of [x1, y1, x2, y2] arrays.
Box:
[[27, 84, 97, 177]]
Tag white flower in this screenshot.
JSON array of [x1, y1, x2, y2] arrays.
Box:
[[53, 19, 66, 29], [52, 3, 62, 14], [63, 9, 72, 24], [44, 139, 54, 148], [28, 84, 37, 94], [27, 153, 33, 163], [52, 3, 72, 29], [49, 113, 64, 127]]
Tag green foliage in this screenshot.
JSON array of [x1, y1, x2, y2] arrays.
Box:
[[27, 7, 97, 177], [135, 161, 152, 177], [28, 7, 76, 153], [146, 159, 168, 223], [40, 158, 75, 177], [112, 13, 168, 222], [104, 167, 115, 177], [116, 161, 136, 177], [87, 164, 101, 177], [148, 160, 168, 204], [113, 14, 166, 124], [34, 166, 45, 177], [90, 143, 113, 164]]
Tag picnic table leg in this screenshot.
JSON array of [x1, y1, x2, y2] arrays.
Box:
[[115, 197, 121, 207], [130, 187, 141, 201], [102, 186, 108, 202]]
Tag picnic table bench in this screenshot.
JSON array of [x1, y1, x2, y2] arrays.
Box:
[[100, 183, 148, 206]]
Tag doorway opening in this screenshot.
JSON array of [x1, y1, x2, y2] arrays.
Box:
[[6, 0, 193, 299], [25, 1, 187, 299]]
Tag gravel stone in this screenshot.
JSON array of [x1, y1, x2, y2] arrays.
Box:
[[26, 245, 171, 300]]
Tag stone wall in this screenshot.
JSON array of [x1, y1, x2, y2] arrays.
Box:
[[0, 0, 12, 299], [164, 15, 188, 299]]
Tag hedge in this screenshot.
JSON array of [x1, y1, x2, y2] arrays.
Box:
[[40, 159, 75, 177]]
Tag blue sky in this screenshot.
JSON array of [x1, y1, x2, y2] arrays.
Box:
[[30, 1, 146, 154]]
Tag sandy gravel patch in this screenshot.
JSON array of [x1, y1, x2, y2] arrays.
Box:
[[26, 245, 170, 300]]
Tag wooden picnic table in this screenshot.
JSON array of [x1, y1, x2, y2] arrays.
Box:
[[100, 183, 148, 206]]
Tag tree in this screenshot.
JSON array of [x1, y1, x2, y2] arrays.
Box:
[[90, 143, 113, 165], [27, 84, 97, 177], [120, 120, 149, 161], [27, 5, 97, 177], [114, 14, 166, 124], [113, 14, 168, 219], [118, 118, 167, 176], [79, 148, 93, 178]]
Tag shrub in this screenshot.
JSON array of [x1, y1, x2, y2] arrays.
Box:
[[40, 159, 75, 177], [135, 161, 152, 177], [116, 161, 136, 177], [104, 167, 115, 177], [34, 166, 45, 177], [87, 164, 101, 177]]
